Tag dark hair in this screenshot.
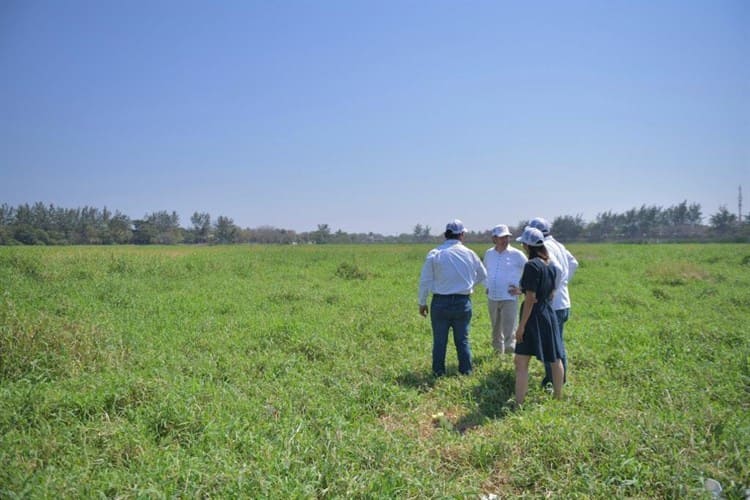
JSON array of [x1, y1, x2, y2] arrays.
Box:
[[444, 231, 462, 240], [527, 244, 549, 261]]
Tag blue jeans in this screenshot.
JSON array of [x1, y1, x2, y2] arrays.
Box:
[[544, 308, 569, 384], [430, 294, 473, 376]]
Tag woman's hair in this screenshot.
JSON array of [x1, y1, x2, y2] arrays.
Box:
[[527, 243, 550, 261]]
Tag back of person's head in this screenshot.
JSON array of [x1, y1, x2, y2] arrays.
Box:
[[528, 217, 551, 236], [444, 219, 466, 240], [517, 226, 549, 260], [528, 244, 550, 261]]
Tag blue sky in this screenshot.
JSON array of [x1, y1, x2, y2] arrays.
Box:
[[1, 0, 748, 235]]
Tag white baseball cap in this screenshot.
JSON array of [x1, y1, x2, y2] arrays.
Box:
[[445, 219, 467, 235], [528, 217, 551, 236], [491, 224, 512, 237], [516, 226, 545, 246]]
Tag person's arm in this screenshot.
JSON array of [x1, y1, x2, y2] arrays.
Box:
[[483, 250, 491, 292], [549, 265, 559, 302], [515, 290, 537, 343], [475, 255, 488, 287], [418, 253, 434, 316], [509, 252, 527, 296], [552, 258, 564, 292], [565, 250, 579, 283]]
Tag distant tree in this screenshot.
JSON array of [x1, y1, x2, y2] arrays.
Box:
[[0, 205, 14, 244], [13, 204, 32, 227], [587, 211, 617, 241], [313, 224, 331, 244], [0, 226, 13, 245], [709, 205, 737, 234], [73, 206, 98, 244], [413, 223, 432, 242], [190, 212, 211, 243], [108, 212, 132, 244], [48, 206, 72, 244], [246, 225, 297, 244], [10, 204, 45, 244], [0, 204, 15, 226], [214, 216, 239, 244], [620, 208, 640, 239], [144, 210, 182, 244], [635, 204, 662, 238], [687, 203, 703, 225], [98, 207, 113, 244], [14, 225, 49, 245], [330, 229, 353, 243], [665, 200, 690, 226], [30, 202, 52, 233], [132, 219, 156, 244], [550, 215, 585, 241]]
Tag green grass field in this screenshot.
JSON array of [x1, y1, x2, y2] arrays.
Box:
[[1, 243, 748, 498]]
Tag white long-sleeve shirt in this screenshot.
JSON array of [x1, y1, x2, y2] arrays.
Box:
[[418, 240, 487, 306], [483, 245, 527, 301], [545, 236, 579, 310]]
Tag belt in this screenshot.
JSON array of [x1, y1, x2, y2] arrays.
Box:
[[433, 293, 470, 298]]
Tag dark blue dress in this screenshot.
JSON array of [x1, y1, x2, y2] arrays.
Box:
[[514, 258, 565, 362]]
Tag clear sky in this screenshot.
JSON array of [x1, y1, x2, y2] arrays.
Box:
[[1, 0, 748, 235]]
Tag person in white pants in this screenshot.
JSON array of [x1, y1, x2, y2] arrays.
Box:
[[483, 224, 527, 355]]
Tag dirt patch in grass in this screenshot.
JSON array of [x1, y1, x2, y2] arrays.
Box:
[[378, 405, 471, 440], [646, 261, 710, 286]]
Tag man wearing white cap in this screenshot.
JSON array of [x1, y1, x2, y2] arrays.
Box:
[[418, 219, 487, 376], [483, 224, 527, 355]]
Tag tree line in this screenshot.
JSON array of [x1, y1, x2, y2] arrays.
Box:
[[537, 201, 748, 243], [0, 203, 413, 245], [0, 200, 748, 246]]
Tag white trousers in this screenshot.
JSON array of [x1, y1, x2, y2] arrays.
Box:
[[487, 299, 519, 354]]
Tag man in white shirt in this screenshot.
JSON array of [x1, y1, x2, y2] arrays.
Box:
[[418, 220, 487, 376], [483, 224, 527, 355], [529, 217, 579, 386]]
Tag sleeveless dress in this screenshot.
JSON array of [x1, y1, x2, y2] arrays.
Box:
[[514, 257, 565, 362]]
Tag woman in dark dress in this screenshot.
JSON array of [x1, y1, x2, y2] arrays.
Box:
[[513, 227, 565, 405]]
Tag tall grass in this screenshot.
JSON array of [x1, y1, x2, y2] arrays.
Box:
[[1, 244, 748, 498]]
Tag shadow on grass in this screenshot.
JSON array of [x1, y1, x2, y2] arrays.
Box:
[[396, 362, 517, 433], [455, 366, 516, 433], [395, 353, 499, 393], [395, 371, 438, 393]]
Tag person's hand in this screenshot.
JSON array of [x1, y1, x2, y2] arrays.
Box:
[[508, 285, 521, 296], [419, 305, 428, 317], [515, 326, 525, 343]]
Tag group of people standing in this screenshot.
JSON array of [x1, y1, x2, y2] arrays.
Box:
[[417, 218, 578, 406]]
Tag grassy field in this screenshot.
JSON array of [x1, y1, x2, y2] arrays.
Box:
[[0, 243, 748, 498]]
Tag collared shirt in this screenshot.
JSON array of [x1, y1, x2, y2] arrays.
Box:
[[544, 236, 579, 310], [483, 245, 527, 301], [418, 239, 487, 306]]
